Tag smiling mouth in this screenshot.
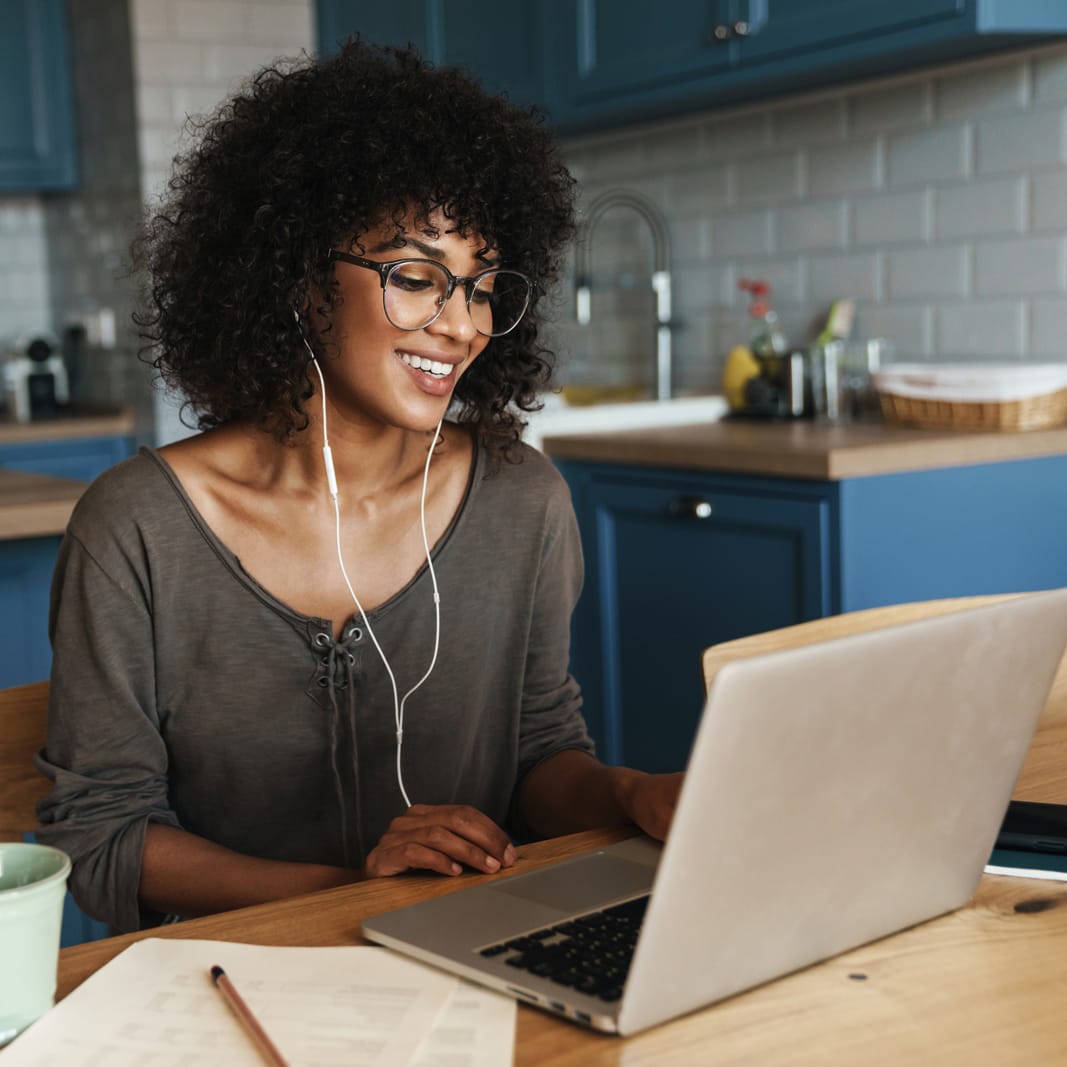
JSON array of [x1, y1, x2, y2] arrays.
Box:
[[400, 352, 455, 379]]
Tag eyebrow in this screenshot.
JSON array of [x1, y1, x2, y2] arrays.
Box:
[[367, 235, 500, 268]]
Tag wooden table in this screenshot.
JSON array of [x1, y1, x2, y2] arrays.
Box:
[[55, 655, 1067, 1065]]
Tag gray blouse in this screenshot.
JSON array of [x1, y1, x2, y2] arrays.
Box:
[[35, 438, 593, 932]]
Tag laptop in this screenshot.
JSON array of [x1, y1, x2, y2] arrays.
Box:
[[362, 589, 1067, 1035]]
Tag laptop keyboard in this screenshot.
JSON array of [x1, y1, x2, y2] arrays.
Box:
[[478, 894, 649, 1003]]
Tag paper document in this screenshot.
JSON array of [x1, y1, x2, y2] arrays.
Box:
[[3, 938, 515, 1067]]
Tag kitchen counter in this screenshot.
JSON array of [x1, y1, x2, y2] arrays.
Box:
[[0, 468, 84, 540], [0, 406, 135, 446], [542, 418, 1067, 480]]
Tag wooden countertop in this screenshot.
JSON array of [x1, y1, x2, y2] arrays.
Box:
[[0, 468, 85, 540], [541, 418, 1067, 479], [0, 407, 135, 446]]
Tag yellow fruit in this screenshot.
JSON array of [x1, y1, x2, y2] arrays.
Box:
[[722, 345, 761, 409]]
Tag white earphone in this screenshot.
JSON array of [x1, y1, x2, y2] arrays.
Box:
[[295, 310, 442, 808]]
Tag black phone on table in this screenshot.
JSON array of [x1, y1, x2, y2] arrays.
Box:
[[995, 801, 1067, 853]]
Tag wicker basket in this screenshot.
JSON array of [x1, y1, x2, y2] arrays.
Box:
[[874, 364, 1067, 432], [878, 387, 1067, 431]]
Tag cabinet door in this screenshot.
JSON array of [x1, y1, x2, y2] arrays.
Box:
[[564, 466, 831, 773], [0, 536, 60, 686], [317, 0, 545, 107], [0, 436, 135, 483], [0, 0, 77, 190], [552, 0, 738, 106], [738, 0, 965, 66]]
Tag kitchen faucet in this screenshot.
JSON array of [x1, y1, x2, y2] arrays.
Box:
[[574, 189, 673, 401]]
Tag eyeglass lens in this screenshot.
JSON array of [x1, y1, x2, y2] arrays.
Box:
[[383, 261, 530, 337]]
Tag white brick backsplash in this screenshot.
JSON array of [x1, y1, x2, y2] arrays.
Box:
[[567, 138, 652, 181], [136, 84, 172, 123], [777, 201, 847, 254], [733, 259, 804, 304], [705, 112, 772, 157], [936, 300, 1025, 358], [1032, 171, 1067, 230], [662, 166, 731, 216], [735, 152, 802, 205], [642, 123, 708, 169], [974, 236, 1064, 297], [1033, 46, 1067, 104], [935, 61, 1028, 119], [133, 40, 206, 83], [171, 85, 234, 121], [976, 110, 1067, 175], [853, 189, 928, 247], [807, 140, 882, 198], [130, 0, 171, 37], [202, 43, 295, 84], [669, 216, 710, 265], [854, 303, 932, 358], [807, 252, 882, 304], [679, 263, 737, 311], [710, 210, 772, 258], [173, 0, 247, 39], [850, 82, 931, 134], [887, 125, 972, 187], [1030, 297, 1067, 358], [933, 177, 1026, 239], [887, 246, 968, 300], [771, 99, 846, 147]]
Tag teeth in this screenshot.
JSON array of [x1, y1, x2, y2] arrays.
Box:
[[400, 352, 452, 378]]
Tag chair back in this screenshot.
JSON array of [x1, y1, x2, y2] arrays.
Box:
[[0, 680, 50, 840]]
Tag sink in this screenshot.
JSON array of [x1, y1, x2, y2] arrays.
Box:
[[522, 393, 729, 451]]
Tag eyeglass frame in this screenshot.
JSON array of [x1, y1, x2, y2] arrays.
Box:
[[327, 249, 532, 338]]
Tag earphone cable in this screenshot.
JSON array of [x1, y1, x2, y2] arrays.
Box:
[[306, 345, 440, 810]]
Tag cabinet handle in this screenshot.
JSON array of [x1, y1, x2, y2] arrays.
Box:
[[733, 20, 750, 36], [669, 496, 714, 519], [710, 23, 731, 42]]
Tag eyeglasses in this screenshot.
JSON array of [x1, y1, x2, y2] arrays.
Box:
[[329, 250, 532, 338]]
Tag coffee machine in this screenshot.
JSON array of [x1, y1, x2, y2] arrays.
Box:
[[3, 334, 69, 421]]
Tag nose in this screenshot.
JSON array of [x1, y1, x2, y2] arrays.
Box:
[[427, 286, 478, 342]]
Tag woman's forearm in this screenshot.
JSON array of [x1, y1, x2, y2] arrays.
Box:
[[139, 823, 361, 919], [518, 750, 684, 842], [517, 750, 644, 838]]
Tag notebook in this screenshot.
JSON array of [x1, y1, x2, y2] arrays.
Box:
[[362, 589, 1067, 1036]]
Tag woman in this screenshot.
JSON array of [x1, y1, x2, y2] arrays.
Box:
[[35, 39, 682, 934]]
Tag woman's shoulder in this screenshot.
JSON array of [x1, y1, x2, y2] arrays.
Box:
[[67, 447, 187, 540], [478, 439, 571, 502]]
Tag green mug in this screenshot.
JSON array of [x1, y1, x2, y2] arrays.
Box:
[[0, 842, 71, 1046]]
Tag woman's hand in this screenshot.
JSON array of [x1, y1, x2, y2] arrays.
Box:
[[363, 804, 516, 878], [615, 770, 685, 841]]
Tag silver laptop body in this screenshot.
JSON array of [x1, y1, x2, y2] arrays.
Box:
[[362, 589, 1067, 1035]]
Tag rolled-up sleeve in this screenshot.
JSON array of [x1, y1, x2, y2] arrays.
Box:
[[35, 529, 179, 933]]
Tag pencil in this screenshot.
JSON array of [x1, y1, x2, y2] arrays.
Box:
[[209, 964, 290, 1067]]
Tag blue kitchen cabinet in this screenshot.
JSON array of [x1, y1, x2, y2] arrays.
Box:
[[0, 434, 135, 483], [558, 453, 1067, 772], [0, 0, 77, 190], [559, 461, 833, 771], [317, 0, 546, 108], [545, 0, 1067, 132], [0, 535, 60, 687], [0, 433, 135, 686]]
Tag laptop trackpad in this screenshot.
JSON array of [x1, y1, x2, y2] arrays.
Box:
[[491, 854, 654, 914]]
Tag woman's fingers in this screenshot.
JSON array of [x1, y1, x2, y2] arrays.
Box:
[[364, 805, 516, 878]]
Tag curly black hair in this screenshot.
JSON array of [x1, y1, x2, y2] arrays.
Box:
[[135, 38, 576, 456]]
